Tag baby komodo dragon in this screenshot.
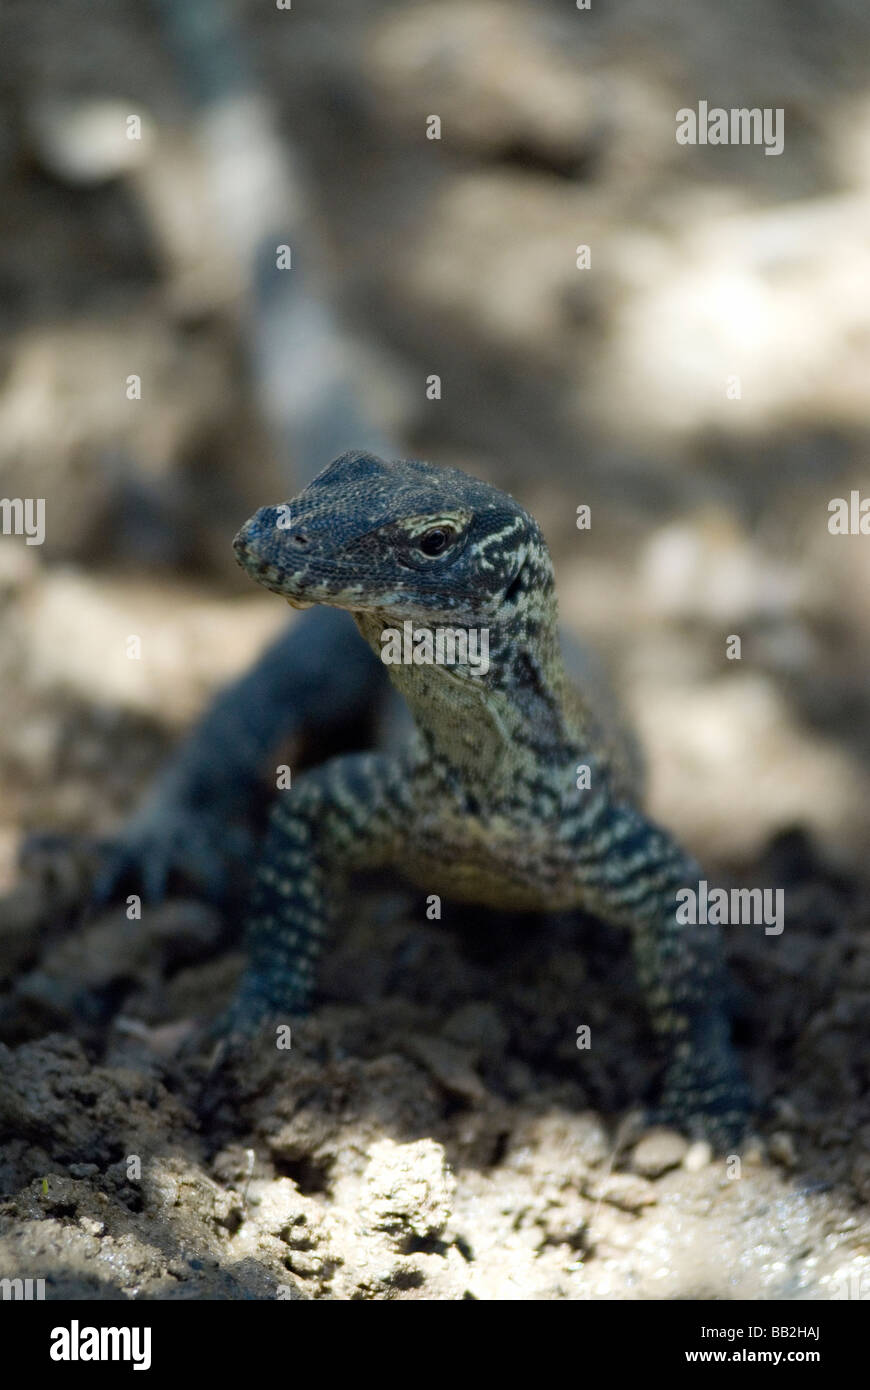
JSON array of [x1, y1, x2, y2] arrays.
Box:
[[229, 449, 751, 1146]]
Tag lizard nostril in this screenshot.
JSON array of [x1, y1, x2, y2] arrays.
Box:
[[290, 531, 310, 546]]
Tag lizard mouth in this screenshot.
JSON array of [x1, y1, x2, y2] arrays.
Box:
[[233, 529, 303, 597]]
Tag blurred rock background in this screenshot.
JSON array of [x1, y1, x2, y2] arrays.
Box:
[[1, 0, 870, 1303], [2, 0, 870, 885]]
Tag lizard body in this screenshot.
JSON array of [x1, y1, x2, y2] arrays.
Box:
[[25, 1, 747, 1144], [230, 449, 751, 1145]]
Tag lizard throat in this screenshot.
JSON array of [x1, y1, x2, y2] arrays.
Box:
[[353, 610, 571, 790]]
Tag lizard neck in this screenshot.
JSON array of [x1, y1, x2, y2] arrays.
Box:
[[352, 542, 574, 794]]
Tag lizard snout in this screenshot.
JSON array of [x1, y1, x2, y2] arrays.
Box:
[[234, 506, 309, 562], [233, 506, 327, 607]]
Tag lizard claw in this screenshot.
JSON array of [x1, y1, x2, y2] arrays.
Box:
[[192, 991, 303, 1122], [20, 809, 252, 911], [654, 1065, 755, 1153], [210, 967, 311, 1046], [91, 809, 246, 907]]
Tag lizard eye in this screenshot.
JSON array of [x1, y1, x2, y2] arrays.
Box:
[[418, 526, 455, 556]]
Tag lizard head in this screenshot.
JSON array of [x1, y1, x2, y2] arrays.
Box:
[[233, 450, 549, 628]]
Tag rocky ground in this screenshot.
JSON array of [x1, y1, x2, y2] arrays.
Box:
[[1, 0, 869, 1299]]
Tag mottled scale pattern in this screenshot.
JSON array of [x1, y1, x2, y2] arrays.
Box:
[[230, 451, 751, 1145]]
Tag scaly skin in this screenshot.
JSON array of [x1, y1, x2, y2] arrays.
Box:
[[230, 449, 752, 1146]]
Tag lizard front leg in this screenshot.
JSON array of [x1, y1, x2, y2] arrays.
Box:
[[221, 750, 411, 1037], [567, 780, 752, 1147]]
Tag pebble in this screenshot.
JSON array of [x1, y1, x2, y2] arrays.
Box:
[[683, 1140, 713, 1173], [632, 1128, 688, 1177], [361, 1138, 456, 1241]]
